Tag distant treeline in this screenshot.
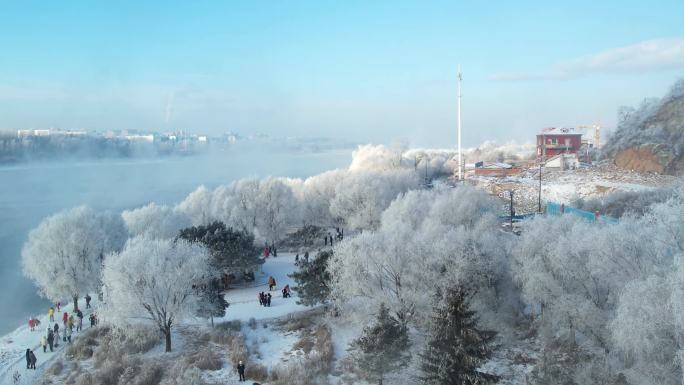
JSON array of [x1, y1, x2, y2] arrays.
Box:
[[0, 134, 207, 164]]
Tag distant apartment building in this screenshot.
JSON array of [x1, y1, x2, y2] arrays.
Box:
[[17, 129, 51, 137], [124, 134, 154, 142]]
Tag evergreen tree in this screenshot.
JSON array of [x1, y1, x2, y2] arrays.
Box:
[[349, 303, 411, 385], [420, 286, 498, 385], [177, 221, 260, 271], [195, 277, 229, 327], [179, 222, 256, 326], [289, 250, 332, 306]]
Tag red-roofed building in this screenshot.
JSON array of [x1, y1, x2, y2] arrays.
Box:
[[537, 127, 583, 162]]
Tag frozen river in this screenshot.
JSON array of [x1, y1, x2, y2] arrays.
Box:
[[0, 145, 350, 334]]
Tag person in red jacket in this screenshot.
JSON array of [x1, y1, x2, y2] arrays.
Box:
[[62, 312, 68, 327]]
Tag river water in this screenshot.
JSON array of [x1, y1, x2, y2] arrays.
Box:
[[0, 145, 350, 334]]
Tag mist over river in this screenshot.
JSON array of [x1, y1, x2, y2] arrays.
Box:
[[0, 145, 350, 334]]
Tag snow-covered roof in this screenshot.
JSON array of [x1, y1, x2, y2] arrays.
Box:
[[537, 127, 582, 136], [483, 162, 513, 169]]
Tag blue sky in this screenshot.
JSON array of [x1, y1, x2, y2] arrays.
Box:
[[0, 1, 683, 147]]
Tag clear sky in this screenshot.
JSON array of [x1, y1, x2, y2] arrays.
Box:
[[0, 0, 683, 147]]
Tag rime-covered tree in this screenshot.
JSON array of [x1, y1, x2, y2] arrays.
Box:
[[330, 186, 507, 328], [177, 221, 260, 272], [102, 237, 210, 352], [22, 206, 127, 310], [176, 185, 213, 225], [330, 169, 419, 230], [122, 203, 191, 239], [255, 177, 298, 242], [349, 303, 410, 385], [420, 287, 497, 385], [289, 250, 332, 306], [195, 277, 229, 328]]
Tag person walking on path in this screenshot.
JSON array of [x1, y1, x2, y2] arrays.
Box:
[[62, 312, 68, 328], [53, 328, 60, 348], [28, 350, 37, 369], [76, 309, 84, 332], [48, 306, 54, 322], [40, 335, 47, 353], [68, 314, 74, 331], [66, 326, 72, 343], [85, 294, 92, 309], [47, 328, 54, 352], [237, 360, 246, 381], [56, 302, 60, 312], [25, 349, 30, 369], [28, 317, 35, 332], [268, 276, 276, 291], [266, 293, 272, 307]]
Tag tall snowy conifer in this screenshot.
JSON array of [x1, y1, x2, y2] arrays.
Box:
[[349, 303, 410, 385], [420, 286, 498, 385], [289, 250, 332, 306]]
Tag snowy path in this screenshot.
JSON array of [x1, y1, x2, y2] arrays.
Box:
[[0, 252, 319, 385], [215, 253, 313, 323], [0, 300, 97, 385]]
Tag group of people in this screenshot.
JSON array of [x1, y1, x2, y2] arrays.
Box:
[[263, 242, 277, 257], [258, 291, 272, 307], [324, 227, 344, 246], [260, 276, 292, 306], [25, 295, 99, 371], [25, 349, 37, 369]]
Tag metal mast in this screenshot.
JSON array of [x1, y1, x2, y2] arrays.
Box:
[[457, 66, 463, 181]]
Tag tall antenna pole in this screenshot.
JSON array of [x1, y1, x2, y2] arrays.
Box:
[[457, 65, 462, 181]]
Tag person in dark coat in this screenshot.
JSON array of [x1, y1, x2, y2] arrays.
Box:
[[266, 293, 272, 307], [25, 349, 30, 369], [237, 360, 246, 381], [85, 294, 92, 309], [47, 329, 54, 352], [76, 309, 84, 331], [29, 350, 37, 369]]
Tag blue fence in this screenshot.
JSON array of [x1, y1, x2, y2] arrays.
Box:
[[546, 202, 620, 224]]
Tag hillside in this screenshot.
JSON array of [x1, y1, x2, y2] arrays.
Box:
[[604, 80, 684, 175]]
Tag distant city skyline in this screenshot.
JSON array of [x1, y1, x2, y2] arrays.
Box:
[[0, 1, 682, 147]]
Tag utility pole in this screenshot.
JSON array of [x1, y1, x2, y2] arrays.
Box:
[[509, 190, 514, 230], [457, 65, 462, 182], [538, 164, 542, 213]]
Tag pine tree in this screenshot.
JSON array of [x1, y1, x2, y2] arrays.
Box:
[[288, 250, 332, 306], [349, 303, 411, 385], [177, 221, 260, 271], [195, 277, 229, 327], [419, 286, 498, 385]]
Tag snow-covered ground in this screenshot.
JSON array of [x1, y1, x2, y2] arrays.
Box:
[[469, 164, 680, 214], [0, 299, 97, 385], [217, 253, 311, 323], [0, 252, 340, 385]]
